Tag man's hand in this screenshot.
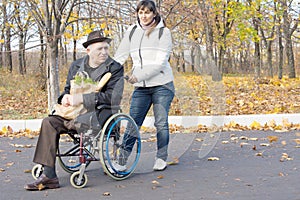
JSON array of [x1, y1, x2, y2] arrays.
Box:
[[61, 94, 83, 107]]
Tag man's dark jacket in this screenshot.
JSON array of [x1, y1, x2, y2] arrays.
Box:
[[57, 55, 124, 128]]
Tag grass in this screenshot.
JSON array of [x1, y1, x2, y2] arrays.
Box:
[[1, 68, 300, 120]]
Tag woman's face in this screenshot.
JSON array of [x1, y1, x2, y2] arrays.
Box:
[[138, 7, 156, 26]]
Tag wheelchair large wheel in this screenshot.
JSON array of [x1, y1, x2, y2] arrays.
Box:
[[57, 134, 94, 173], [99, 113, 141, 181]]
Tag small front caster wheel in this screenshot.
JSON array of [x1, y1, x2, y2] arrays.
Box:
[[31, 164, 43, 180], [70, 171, 88, 189]]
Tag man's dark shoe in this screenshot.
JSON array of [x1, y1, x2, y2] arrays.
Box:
[[25, 174, 60, 191]]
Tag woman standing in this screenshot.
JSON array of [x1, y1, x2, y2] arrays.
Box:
[[114, 0, 175, 171]]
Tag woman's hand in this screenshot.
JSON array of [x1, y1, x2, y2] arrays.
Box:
[[127, 75, 138, 84]]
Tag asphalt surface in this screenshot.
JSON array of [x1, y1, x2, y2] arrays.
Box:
[[0, 130, 299, 200]]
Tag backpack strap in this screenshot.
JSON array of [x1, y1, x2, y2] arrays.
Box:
[[129, 25, 137, 42], [158, 27, 164, 39], [129, 25, 165, 41]]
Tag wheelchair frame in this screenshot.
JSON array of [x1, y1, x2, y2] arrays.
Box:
[[31, 105, 141, 189]]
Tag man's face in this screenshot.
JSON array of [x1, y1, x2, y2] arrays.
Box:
[[87, 42, 109, 67]]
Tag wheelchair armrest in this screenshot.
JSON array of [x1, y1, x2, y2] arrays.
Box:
[[97, 104, 121, 112]]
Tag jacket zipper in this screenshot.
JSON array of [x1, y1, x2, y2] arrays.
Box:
[[138, 31, 146, 87]]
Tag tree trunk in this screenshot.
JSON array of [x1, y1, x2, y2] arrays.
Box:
[[39, 30, 47, 90], [266, 41, 273, 77], [278, 25, 283, 79], [47, 40, 60, 110], [213, 47, 223, 81], [4, 31, 12, 72], [3, 0, 12, 72], [181, 51, 186, 72], [18, 33, 26, 75], [73, 38, 77, 61], [285, 40, 296, 78], [281, 0, 297, 78], [190, 46, 195, 72], [254, 41, 260, 78]]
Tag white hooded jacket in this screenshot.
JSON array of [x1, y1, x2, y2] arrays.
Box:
[[114, 20, 174, 87]]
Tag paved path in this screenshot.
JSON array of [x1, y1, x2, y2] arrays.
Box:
[[0, 130, 299, 200]]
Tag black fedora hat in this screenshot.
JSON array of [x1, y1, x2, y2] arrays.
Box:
[[82, 30, 112, 48]]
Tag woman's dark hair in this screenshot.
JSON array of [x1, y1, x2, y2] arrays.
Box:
[[136, 0, 162, 36]]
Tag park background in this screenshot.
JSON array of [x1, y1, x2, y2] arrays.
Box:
[[0, 0, 300, 134]]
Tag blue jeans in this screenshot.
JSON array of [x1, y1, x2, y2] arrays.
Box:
[[130, 81, 175, 160]]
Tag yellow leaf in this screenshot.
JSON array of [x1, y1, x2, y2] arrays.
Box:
[[249, 121, 261, 130], [267, 136, 278, 143], [1, 126, 8, 134], [100, 22, 107, 29], [157, 175, 164, 179]]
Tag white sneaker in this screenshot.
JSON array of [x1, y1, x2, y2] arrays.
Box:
[[153, 158, 167, 171]]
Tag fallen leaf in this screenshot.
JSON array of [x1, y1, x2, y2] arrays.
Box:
[[267, 136, 278, 143], [256, 152, 263, 156], [157, 175, 164, 179], [0, 168, 5, 172], [10, 143, 33, 148], [240, 142, 249, 147], [222, 141, 229, 144], [230, 137, 239, 141], [293, 139, 300, 145], [207, 157, 219, 161], [239, 136, 248, 140], [24, 169, 31, 173], [260, 143, 270, 147], [38, 184, 45, 191], [249, 121, 261, 130], [278, 172, 285, 177], [6, 162, 14, 167], [103, 192, 111, 196], [167, 157, 179, 165], [280, 153, 293, 162], [152, 180, 160, 185], [248, 137, 258, 141]]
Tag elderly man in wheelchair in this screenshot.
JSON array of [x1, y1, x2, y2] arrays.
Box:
[[25, 31, 141, 190]]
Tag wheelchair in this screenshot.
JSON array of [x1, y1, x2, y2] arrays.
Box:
[[31, 105, 141, 189]]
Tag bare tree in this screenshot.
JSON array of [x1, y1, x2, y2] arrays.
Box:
[[25, 0, 78, 109], [280, 0, 298, 78], [2, 0, 13, 72]]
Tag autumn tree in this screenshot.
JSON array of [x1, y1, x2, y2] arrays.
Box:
[[1, 0, 13, 72], [279, 0, 298, 78], [25, 0, 79, 110], [12, 0, 34, 75]]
